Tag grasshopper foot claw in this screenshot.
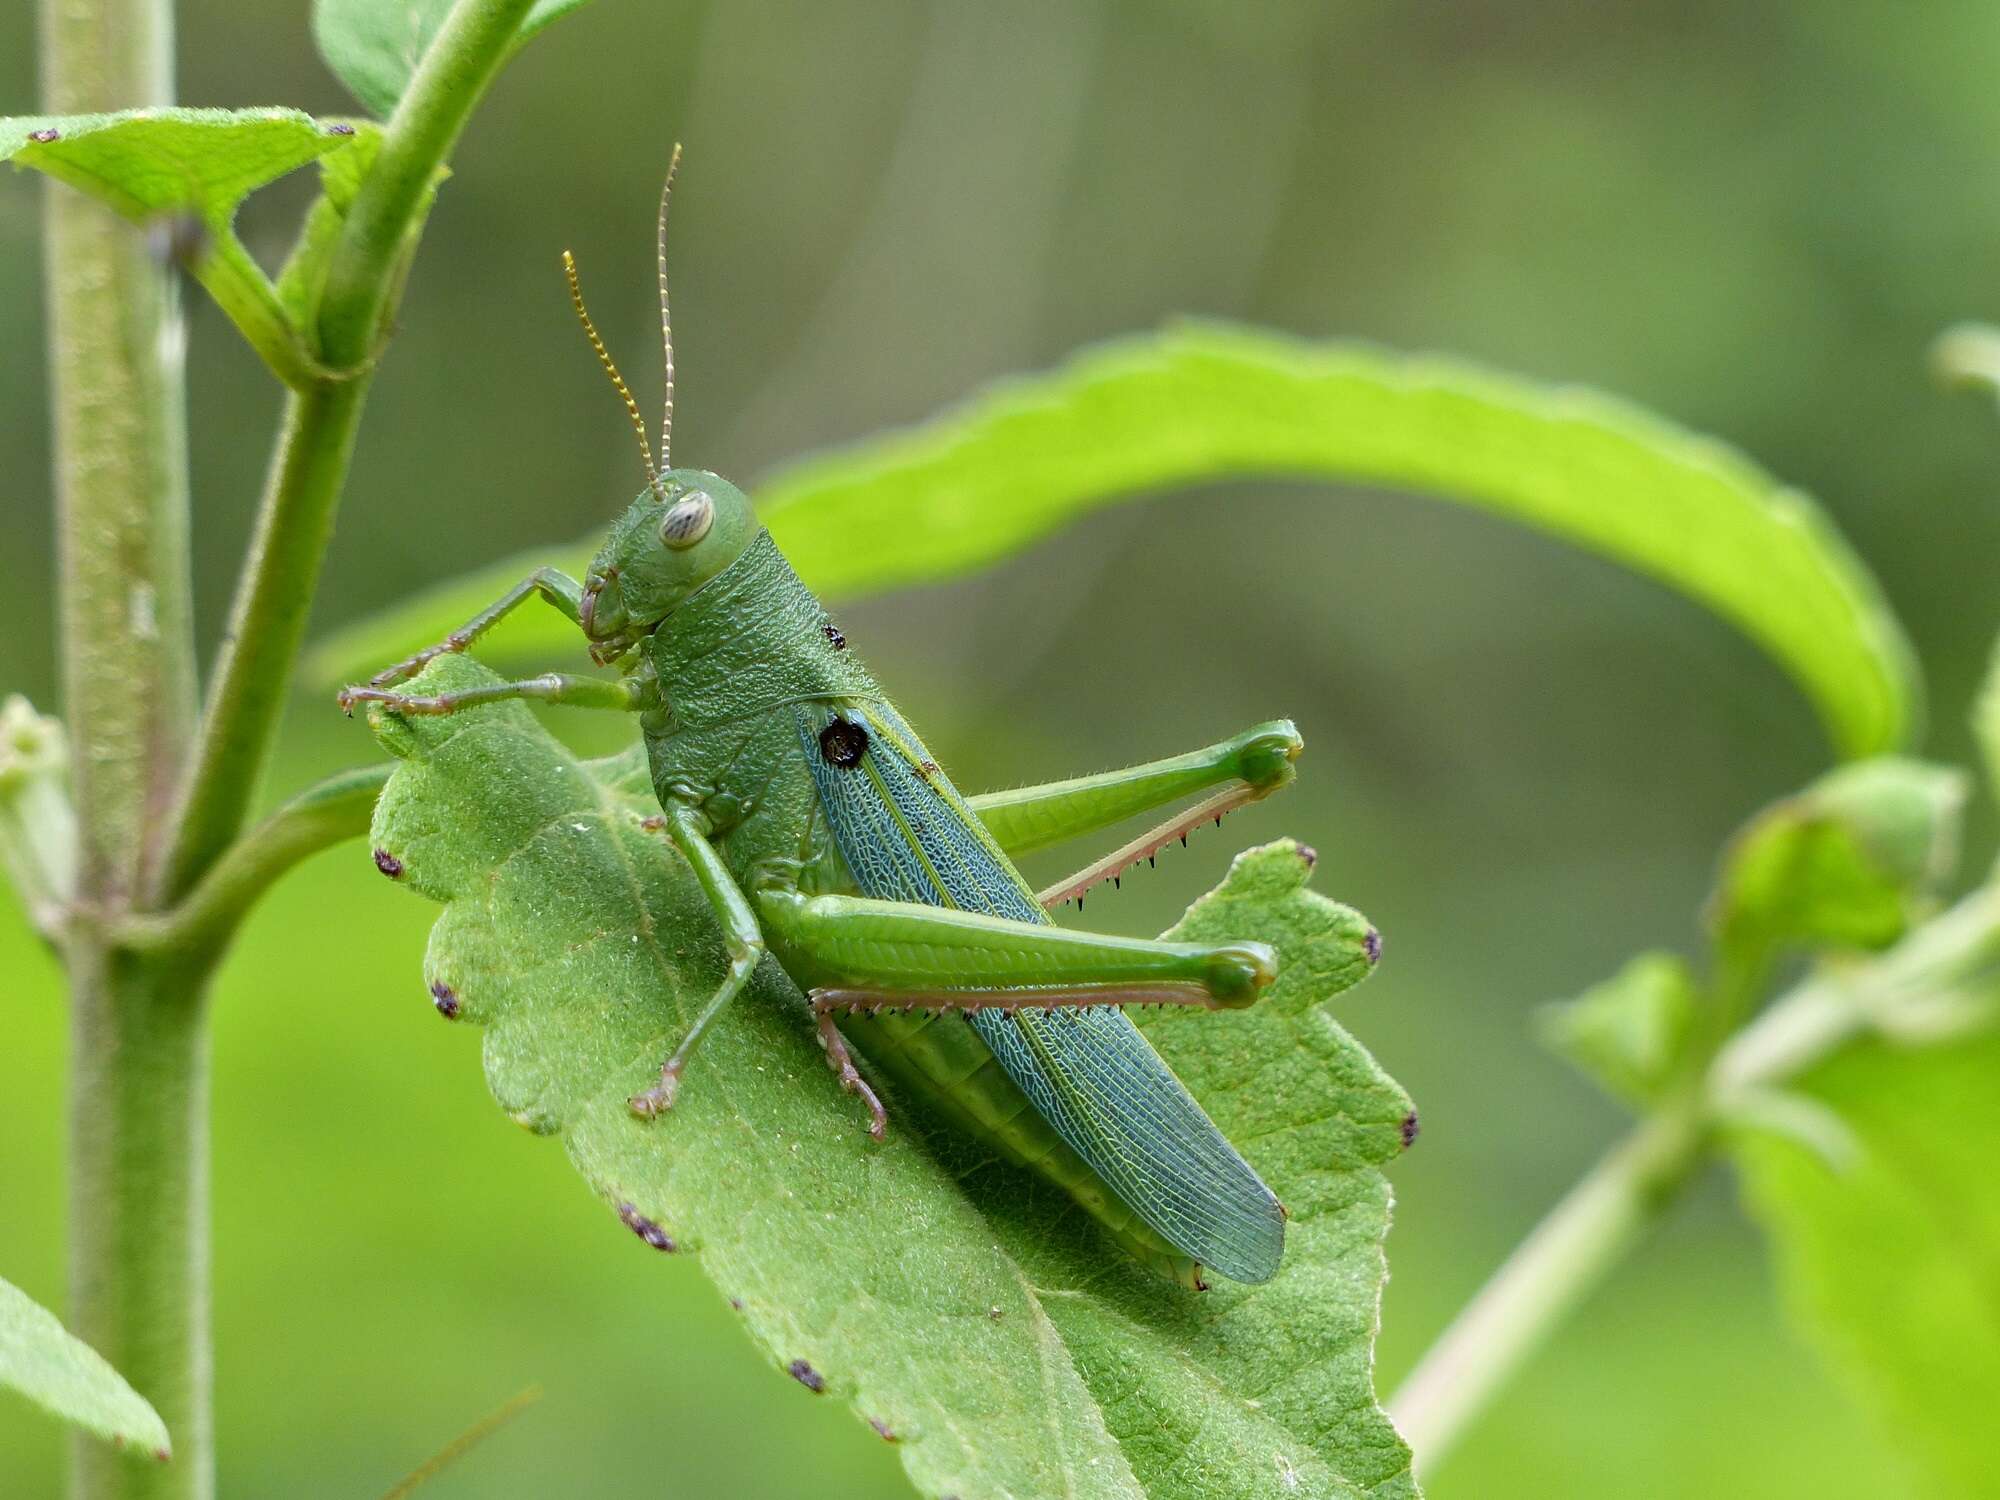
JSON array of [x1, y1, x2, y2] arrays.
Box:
[[628, 1068, 681, 1119], [813, 1004, 889, 1140]]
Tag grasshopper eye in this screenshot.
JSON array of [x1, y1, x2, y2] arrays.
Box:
[[659, 490, 714, 549]]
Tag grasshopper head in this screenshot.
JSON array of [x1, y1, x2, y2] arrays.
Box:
[[580, 469, 758, 663]]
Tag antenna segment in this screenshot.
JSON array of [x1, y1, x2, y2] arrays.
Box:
[[657, 143, 683, 470], [562, 248, 659, 490]]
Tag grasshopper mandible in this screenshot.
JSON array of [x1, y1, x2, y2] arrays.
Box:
[[341, 153, 1319, 1287]]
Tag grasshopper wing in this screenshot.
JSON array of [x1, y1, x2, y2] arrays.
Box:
[[800, 702, 1285, 1283]]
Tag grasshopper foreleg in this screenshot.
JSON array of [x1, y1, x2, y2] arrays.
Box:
[[339, 671, 649, 717], [359, 567, 585, 690]]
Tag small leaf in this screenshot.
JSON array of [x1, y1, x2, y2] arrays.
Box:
[[368, 654, 1418, 1500], [1712, 758, 1965, 959], [314, 0, 598, 118], [0, 108, 350, 228], [310, 325, 1918, 758], [1538, 950, 1697, 1107], [1733, 1024, 2000, 1499], [0, 1274, 170, 1459]]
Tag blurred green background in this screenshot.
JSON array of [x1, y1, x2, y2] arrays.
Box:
[[5, 2, 1998, 1494]]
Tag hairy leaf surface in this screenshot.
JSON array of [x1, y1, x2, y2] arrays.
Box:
[[315, 0, 596, 117], [0, 1275, 170, 1459], [314, 324, 1917, 757], [368, 654, 1418, 1500]]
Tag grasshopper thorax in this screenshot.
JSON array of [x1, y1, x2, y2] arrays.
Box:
[[581, 468, 758, 664]]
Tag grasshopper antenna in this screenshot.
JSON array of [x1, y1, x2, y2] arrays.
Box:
[[656, 142, 682, 472], [562, 248, 660, 493]]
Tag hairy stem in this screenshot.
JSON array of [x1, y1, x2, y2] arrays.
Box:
[[40, 0, 207, 1491], [66, 959, 212, 1492], [154, 0, 539, 904], [1389, 882, 2000, 1476]]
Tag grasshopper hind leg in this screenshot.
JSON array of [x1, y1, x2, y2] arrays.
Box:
[[812, 1008, 888, 1140], [807, 981, 1225, 1141]]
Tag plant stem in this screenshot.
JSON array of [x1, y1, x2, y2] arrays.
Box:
[[39, 0, 206, 1493], [66, 959, 211, 1491], [153, 381, 368, 903], [317, 0, 539, 368], [1388, 1104, 1705, 1474], [1389, 882, 2000, 1477], [153, 0, 539, 904], [40, 0, 196, 905]]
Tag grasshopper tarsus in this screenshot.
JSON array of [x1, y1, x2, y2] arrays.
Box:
[[814, 1009, 888, 1139], [628, 1069, 681, 1119]]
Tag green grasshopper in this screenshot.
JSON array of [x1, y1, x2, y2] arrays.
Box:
[[341, 157, 1327, 1287]]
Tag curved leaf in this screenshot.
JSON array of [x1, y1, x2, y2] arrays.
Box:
[[0, 1274, 170, 1460], [366, 654, 1418, 1500], [310, 325, 1917, 757], [315, 0, 597, 118]]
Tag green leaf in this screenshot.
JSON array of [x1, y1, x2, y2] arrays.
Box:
[[1539, 950, 1698, 1107], [0, 1274, 170, 1459], [314, 0, 597, 118], [0, 108, 350, 226], [368, 654, 1418, 1500], [308, 324, 1918, 758], [1712, 758, 1965, 960], [1732, 1025, 2000, 1498]]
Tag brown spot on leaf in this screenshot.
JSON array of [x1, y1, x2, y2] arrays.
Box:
[[428, 980, 459, 1019], [1296, 843, 1318, 869], [27, 128, 59, 143], [373, 847, 404, 878], [869, 1418, 897, 1441], [326, 122, 356, 136], [1363, 928, 1383, 966], [617, 1201, 676, 1251], [1401, 1109, 1420, 1148], [788, 1359, 825, 1393]]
